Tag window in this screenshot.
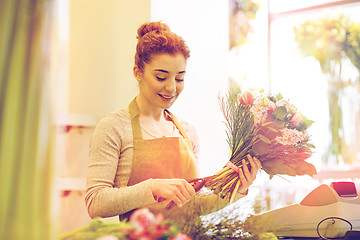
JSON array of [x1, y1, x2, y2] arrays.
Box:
[[229, 0, 360, 211]]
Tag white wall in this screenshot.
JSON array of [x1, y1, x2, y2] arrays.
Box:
[[68, 0, 151, 120], [151, 0, 230, 177]]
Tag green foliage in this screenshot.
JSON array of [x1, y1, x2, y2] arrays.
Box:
[[275, 93, 283, 101], [345, 22, 360, 71], [220, 90, 258, 164], [182, 209, 277, 240], [58, 219, 130, 240], [296, 115, 314, 132], [272, 106, 287, 120]]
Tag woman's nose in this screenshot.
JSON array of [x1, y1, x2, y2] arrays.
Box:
[[165, 78, 176, 92]]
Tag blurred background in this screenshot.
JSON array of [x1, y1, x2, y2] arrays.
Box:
[[1, 0, 360, 239]]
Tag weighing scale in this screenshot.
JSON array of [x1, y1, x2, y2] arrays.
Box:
[[251, 181, 360, 239]]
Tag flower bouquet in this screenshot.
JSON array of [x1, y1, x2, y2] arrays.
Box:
[[202, 89, 316, 203], [58, 208, 191, 240]]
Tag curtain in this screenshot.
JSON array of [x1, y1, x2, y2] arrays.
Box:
[[0, 0, 54, 239]]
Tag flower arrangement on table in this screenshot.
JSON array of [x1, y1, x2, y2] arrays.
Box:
[[58, 208, 191, 240], [202, 89, 317, 203]]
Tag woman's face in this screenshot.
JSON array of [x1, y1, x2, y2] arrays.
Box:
[[135, 53, 187, 110]]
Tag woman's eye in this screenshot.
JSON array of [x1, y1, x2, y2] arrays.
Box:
[[156, 76, 166, 81], [176, 78, 184, 82]]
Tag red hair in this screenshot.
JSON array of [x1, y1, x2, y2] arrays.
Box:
[[135, 22, 190, 71]]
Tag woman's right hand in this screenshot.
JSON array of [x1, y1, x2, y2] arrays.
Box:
[[150, 178, 196, 208]]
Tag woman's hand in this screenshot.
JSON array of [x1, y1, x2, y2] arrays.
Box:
[[237, 155, 261, 194], [150, 178, 196, 208]]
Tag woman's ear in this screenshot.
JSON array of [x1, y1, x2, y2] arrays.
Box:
[[133, 65, 142, 82]]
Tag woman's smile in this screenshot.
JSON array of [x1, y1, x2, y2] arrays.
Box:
[[158, 93, 175, 101]]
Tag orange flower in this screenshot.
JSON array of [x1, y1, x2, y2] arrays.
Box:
[[238, 91, 254, 105]]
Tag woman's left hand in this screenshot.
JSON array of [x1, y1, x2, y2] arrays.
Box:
[[237, 154, 261, 194]]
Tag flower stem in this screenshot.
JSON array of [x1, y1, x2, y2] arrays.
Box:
[[229, 180, 241, 204], [222, 177, 238, 191], [212, 168, 231, 181]]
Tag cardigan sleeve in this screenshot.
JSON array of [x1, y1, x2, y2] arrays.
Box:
[[85, 111, 157, 218]]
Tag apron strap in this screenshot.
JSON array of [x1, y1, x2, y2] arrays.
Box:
[[128, 98, 191, 141], [129, 98, 143, 140], [164, 110, 190, 140]]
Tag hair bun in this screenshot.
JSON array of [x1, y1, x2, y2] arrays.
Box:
[[136, 21, 170, 39]]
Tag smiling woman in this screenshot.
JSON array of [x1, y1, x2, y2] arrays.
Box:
[[84, 22, 261, 236]]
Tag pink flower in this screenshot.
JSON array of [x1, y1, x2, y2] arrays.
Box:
[[290, 112, 302, 127], [147, 222, 168, 238], [276, 99, 291, 112], [238, 91, 254, 105], [130, 208, 155, 233], [130, 233, 152, 240], [267, 101, 277, 114], [169, 233, 192, 240]]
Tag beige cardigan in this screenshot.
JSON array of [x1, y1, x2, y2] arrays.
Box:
[[85, 107, 245, 222]]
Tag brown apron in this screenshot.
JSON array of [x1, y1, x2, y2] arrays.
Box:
[[121, 99, 197, 220]]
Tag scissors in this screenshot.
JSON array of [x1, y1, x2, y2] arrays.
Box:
[[158, 178, 206, 210]]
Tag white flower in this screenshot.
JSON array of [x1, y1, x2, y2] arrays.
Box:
[[275, 128, 306, 145], [276, 99, 291, 112]]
